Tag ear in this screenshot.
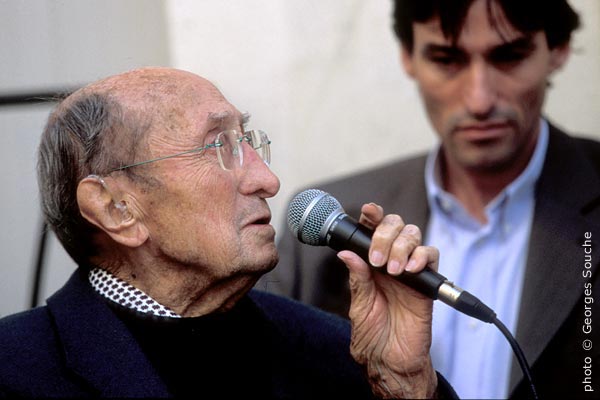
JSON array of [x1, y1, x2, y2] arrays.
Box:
[[400, 45, 416, 78], [548, 43, 571, 74], [77, 175, 149, 248]]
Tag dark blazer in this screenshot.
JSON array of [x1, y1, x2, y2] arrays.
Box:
[[0, 268, 373, 398], [262, 123, 600, 398], [0, 268, 457, 398]]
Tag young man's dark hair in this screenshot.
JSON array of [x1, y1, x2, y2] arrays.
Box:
[[393, 0, 580, 52]]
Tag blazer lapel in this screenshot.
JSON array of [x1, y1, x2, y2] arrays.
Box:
[[47, 269, 171, 398], [390, 155, 430, 232], [509, 125, 600, 391]]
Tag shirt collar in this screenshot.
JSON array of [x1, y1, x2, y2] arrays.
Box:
[[89, 267, 181, 318], [425, 118, 549, 219]]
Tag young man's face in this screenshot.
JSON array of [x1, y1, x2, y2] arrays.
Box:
[[402, 0, 569, 173]]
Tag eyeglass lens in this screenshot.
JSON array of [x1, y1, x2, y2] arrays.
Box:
[[216, 130, 270, 170]]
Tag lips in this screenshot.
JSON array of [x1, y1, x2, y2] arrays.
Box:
[[455, 121, 512, 142], [246, 212, 272, 226], [253, 214, 271, 225]]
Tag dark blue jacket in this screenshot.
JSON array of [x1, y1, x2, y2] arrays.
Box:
[[0, 268, 455, 398]]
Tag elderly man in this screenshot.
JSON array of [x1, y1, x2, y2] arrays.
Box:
[[0, 67, 454, 399], [267, 0, 600, 398]]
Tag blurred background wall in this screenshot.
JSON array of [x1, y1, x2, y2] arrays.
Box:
[[1, 0, 599, 317]]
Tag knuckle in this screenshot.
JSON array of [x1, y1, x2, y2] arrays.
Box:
[[411, 246, 427, 259], [400, 231, 421, 248], [391, 238, 412, 253], [381, 213, 405, 227], [413, 245, 439, 263], [371, 229, 389, 243]]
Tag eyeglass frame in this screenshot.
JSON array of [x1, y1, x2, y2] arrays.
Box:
[[108, 129, 271, 173]]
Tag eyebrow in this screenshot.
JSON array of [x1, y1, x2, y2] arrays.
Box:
[[422, 36, 536, 58], [490, 37, 537, 54], [241, 112, 251, 125], [207, 111, 250, 126]]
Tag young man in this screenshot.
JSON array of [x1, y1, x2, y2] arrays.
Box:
[[267, 1, 599, 398]]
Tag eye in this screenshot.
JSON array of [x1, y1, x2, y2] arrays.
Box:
[[423, 47, 467, 72], [488, 39, 536, 69], [489, 48, 530, 67], [431, 54, 462, 66]]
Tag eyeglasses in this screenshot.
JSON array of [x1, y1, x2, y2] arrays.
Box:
[[109, 129, 271, 172]]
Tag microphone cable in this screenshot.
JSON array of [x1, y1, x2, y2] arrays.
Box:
[[493, 316, 539, 400]]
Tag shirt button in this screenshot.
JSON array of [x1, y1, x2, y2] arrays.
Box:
[[468, 320, 479, 330], [441, 199, 452, 212]]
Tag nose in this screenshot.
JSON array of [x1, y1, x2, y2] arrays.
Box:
[[237, 141, 280, 198], [462, 60, 497, 119]]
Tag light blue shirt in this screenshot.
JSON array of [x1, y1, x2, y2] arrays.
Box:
[[425, 120, 549, 399]]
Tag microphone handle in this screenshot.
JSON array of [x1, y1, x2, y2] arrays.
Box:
[[327, 214, 447, 300]]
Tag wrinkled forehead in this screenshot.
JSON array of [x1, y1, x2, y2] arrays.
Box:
[[94, 68, 249, 150], [115, 69, 244, 139], [144, 98, 247, 152]]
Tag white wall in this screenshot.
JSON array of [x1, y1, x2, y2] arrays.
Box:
[[0, 0, 169, 317], [167, 0, 600, 239], [1, 0, 598, 317]]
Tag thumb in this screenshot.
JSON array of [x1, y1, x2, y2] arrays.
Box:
[[338, 250, 377, 319]]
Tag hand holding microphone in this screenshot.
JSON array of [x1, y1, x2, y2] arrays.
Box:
[[287, 189, 496, 323], [288, 189, 538, 399], [342, 202, 440, 399], [289, 191, 442, 398]]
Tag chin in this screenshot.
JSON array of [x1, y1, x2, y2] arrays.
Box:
[[242, 247, 279, 273], [260, 250, 279, 272], [458, 145, 516, 170]]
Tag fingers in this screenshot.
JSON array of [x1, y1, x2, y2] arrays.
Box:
[[406, 245, 440, 273], [358, 203, 439, 276], [358, 203, 384, 229], [370, 219, 419, 274]]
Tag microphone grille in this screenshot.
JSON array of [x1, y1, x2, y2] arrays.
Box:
[[287, 189, 343, 245]]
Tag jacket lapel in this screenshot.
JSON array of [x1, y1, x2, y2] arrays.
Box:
[[509, 125, 600, 390], [391, 155, 430, 232], [46, 269, 171, 397]]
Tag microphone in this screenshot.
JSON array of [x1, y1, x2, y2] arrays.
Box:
[[287, 189, 540, 399], [287, 189, 496, 323]]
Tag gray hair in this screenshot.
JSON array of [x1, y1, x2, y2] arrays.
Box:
[[37, 92, 147, 265]]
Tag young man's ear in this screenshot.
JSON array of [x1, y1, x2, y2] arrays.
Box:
[[77, 175, 148, 248], [548, 43, 571, 74], [400, 45, 416, 78]]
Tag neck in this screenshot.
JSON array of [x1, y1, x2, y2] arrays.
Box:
[[443, 164, 513, 223], [97, 253, 258, 318], [439, 138, 537, 223]]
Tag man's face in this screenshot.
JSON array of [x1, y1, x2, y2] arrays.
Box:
[[132, 72, 280, 282], [401, 0, 569, 172]]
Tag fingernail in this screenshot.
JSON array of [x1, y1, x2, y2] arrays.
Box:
[[405, 259, 417, 272], [388, 260, 401, 275], [370, 251, 384, 267]]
